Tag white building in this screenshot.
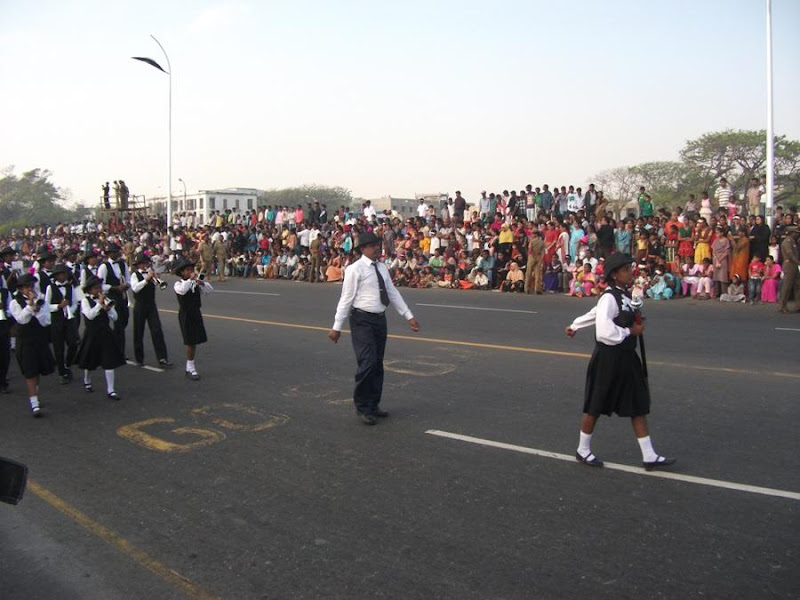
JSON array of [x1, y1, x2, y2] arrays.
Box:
[[147, 188, 260, 224]]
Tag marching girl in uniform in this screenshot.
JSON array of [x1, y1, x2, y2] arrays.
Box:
[[76, 276, 125, 400], [565, 253, 676, 470], [8, 273, 56, 416], [173, 258, 213, 381]]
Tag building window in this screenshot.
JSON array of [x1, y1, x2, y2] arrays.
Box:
[[200, 197, 204, 209], [223, 198, 228, 210], [209, 197, 216, 210], [235, 199, 240, 209], [247, 198, 253, 210]]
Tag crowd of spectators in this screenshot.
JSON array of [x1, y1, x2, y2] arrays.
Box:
[[3, 180, 800, 311]]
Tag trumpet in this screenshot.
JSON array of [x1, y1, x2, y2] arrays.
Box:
[[153, 276, 168, 291], [97, 295, 115, 309], [197, 272, 206, 281]]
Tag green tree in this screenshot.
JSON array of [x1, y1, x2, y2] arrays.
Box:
[[0, 167, 78, 233], [257, 185, 353, 210]]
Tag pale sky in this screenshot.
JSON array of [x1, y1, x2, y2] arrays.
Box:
[[1, 0, 798, 206]]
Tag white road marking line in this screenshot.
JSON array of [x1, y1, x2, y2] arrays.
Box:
[[126, 361, 164, 373], [212, 290, 280, 297], [416, 303, 537, 314], [426, 430, 800, 502], [775, 327, 800, 332]]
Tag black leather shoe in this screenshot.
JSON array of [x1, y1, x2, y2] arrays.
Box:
[[575, 452, 604, 467], [373, 409, 389, 418], [358, 413, 377, 425], [107, 392, 122, 401], [158, 359, 173, 367], [643, 456, 676, 471]]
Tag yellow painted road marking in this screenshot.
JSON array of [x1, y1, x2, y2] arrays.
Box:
[[117, 418, 226, 453], [161, 309, 800, 380], [28, 481, 222, 600]]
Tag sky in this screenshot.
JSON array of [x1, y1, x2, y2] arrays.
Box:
[[1, 0, 799, 206]]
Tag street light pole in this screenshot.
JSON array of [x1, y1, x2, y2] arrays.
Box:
[[178, 177, 187, 212], [132, 36, 172, 231], [765, 0, 775, 228]]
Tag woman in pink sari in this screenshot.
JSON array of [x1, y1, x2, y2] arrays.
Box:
[[544, 221, 559, 265], [760, 256, 782, 303]]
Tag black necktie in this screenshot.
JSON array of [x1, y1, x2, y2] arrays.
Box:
[[372, 262, 390, 306]]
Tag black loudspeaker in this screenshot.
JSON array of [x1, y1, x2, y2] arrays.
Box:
[[0, 457, 28, 505]]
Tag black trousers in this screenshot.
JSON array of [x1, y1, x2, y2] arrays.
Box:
[[349, 310, 387, 416], [133, 303, 168, 364], [0, 320, 10, 385], [50, 315, 79, 376]]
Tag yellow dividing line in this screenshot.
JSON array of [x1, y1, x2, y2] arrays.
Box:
[[161, 309, 800, 380], [29, 481, 222, 600]]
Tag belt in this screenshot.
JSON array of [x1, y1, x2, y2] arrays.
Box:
[[351, 308, 385, 317]]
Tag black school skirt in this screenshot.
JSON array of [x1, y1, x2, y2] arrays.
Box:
[[178, 309, 207, 346], [583, 342, 650, 417], [16, 333, 56, 379]]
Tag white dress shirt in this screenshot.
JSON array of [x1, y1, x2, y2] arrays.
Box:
[[10, 292, 52, 327], [568, 292, 631, 345], [332, 255, 413, 331], [97, 261, 125, 293], [81, 296, 118, 323], [174, 279, 214, 296]]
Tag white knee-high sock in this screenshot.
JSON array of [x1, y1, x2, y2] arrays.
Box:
[[104, 369, 115, 394], [578, 431, 593, 458], [84, 370, 91, 385], [638, 436, 658, 462]]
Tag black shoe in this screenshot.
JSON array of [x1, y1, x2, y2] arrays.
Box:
[[186, 370, 201, 381], [84, 383, 93, 393], [575, 451, 604, 467], [158, 359, 173, 367], [358, 413, 377, 426], [107, 391, 121, 401], [0, 385, 9, 394], [373, 409, 389, 418], [135, 361, 145, 367], [643, 456, 676, 471], [60, 375, 70, 385]]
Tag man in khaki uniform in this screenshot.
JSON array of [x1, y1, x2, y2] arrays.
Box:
[[212, 234, 228, 282], [309, 235, 322, 283], [525, 228, 546, 294], [198, 235, 213, 276], [778, 226, 800, 313]]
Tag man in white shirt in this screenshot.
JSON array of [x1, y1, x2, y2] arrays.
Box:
[[329, 231, 420, 425], [417, 199, 428, 219], [362, 200, 377, 221]]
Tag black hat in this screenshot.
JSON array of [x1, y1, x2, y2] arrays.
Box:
[[84, 249, 101, 260], [83, 275, 103, 294], [604, 253, 634, 282], [62, 248, 78, 257], [38, 252, 57, 263], [16, 273, 36, 287], [0, 247, 15, 257], [51, 264, 72, 276], [134, 253, 151, 265], [173, 257, 196, 275], [106, 243, 122, 253], [355, 231, 382, 249]]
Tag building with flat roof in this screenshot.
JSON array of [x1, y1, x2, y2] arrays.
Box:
[[147, 188, 260, 224]]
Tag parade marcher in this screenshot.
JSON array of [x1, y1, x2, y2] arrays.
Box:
[[9, 273, 55, 416], [130, 253, 171, 368], [76, 276, 125, 400], [173, 257, 213, 381], [565, 253, 675, 470], [328, 231, 420, 425], [49, 264, 80, 384], [80, 249, 101, 289], [0, 247, 19, 394], [97, 243, 130, 357]]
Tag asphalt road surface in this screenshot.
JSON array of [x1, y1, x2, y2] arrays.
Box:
[[1, 277, 798, 600]]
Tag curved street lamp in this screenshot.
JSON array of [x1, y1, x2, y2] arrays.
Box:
[[132, 35, 172, 230]]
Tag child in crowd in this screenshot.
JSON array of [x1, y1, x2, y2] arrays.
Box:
[[502, 262, 524, 292], [719, 275, 746, 302], [747, 255, 765, 305], [696, 258, 714, 299], [681, 258, 703, 297], [646, 268, 673, 300]]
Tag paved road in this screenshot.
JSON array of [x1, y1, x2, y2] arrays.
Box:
[[1, 278, 798, 599]]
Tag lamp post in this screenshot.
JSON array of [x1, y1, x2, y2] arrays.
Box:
[[132, 35, 172, 230], [178, 177, 187, 212], [765, 0, 775, 227]]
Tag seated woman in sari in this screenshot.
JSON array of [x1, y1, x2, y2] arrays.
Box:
[[325, 251, 343, 282]]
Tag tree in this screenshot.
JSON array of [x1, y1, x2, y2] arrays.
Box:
[[679, 129, 799, 205], [0, 168, 78, 233], [257, 184, 353, 209]]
